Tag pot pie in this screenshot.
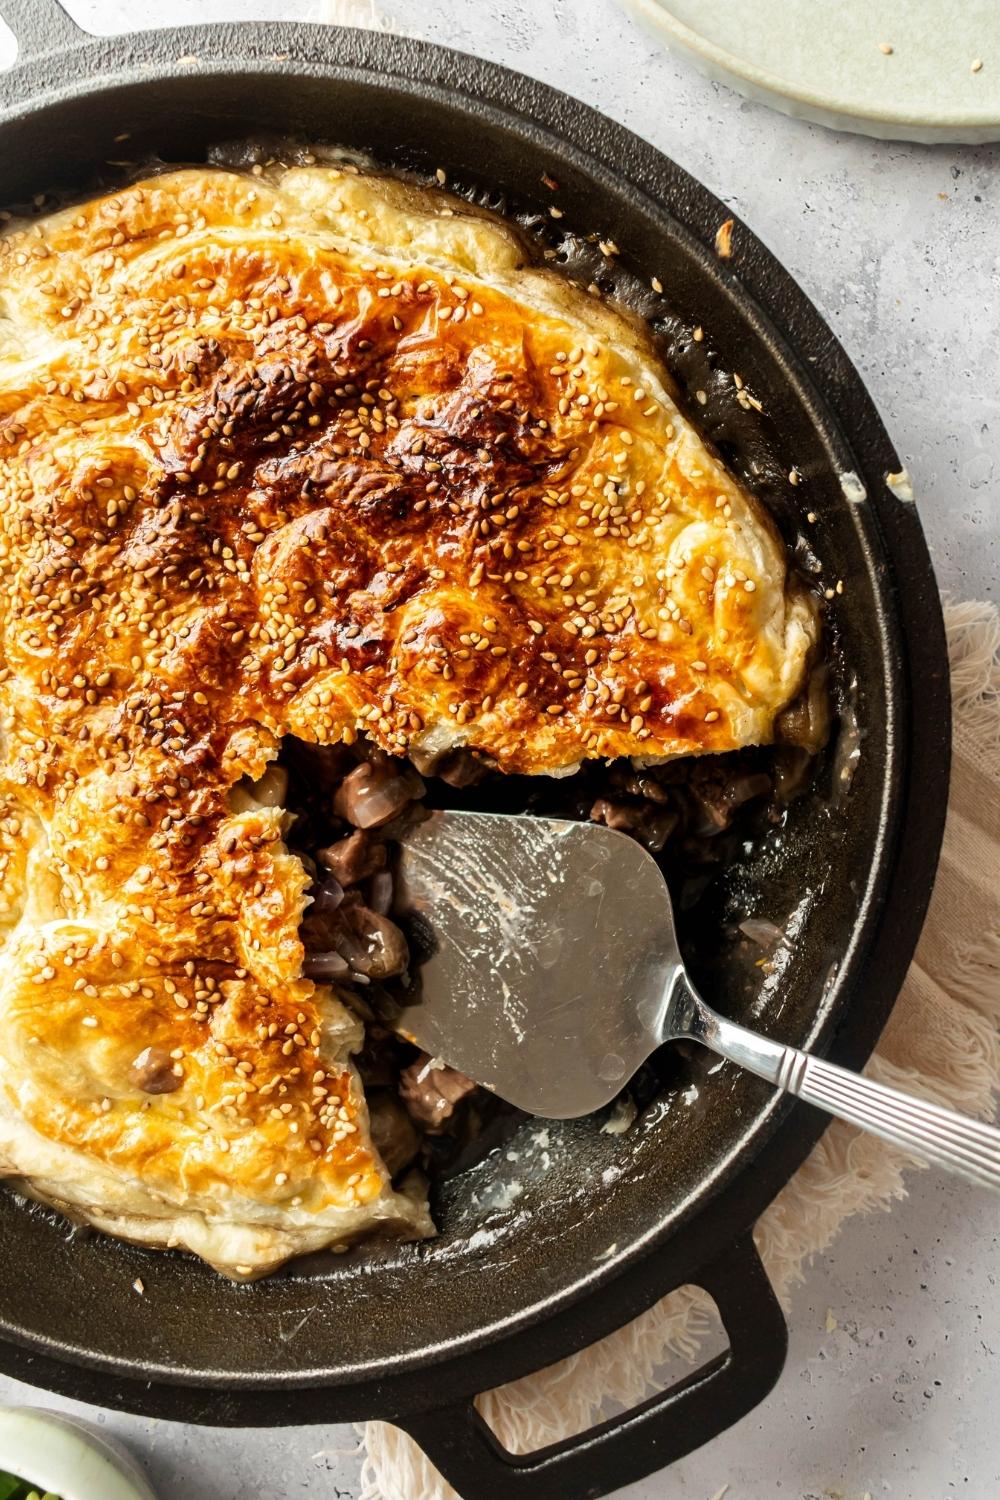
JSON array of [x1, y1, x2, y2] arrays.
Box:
[[0, 164, 818, 1278]]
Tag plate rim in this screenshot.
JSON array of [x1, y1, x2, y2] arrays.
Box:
[[623, 0, 1000, 138]]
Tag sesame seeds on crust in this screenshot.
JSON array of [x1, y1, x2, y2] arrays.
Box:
[[0, 165, 817, 1276]]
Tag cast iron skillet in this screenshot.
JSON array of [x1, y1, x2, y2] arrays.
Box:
[[0, 4, 950, 1496]]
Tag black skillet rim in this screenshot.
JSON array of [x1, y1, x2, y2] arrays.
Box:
[[0, 15, 950, 1422]]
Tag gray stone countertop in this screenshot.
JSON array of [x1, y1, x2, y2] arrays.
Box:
[[0, 1, 996, 1496]]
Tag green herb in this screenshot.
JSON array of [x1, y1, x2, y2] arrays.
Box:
[[0, 1474, 61, 1500]]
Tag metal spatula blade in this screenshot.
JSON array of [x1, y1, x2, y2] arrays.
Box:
[[394, 810, 679, 1118], [393, 810, 1000, 1192]]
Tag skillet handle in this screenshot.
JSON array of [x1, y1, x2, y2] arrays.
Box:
[[0, 0, 85, 62], [397, 1232, 786, 1500]]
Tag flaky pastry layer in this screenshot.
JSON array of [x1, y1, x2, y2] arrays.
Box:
[[0, 164, 816, 1276]]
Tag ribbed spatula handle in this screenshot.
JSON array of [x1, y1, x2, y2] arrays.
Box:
[[683, 986, 1000, 1193], [777, 1050, 1000, 1191]]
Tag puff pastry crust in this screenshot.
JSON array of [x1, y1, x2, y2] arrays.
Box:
[[0, 165, 817, 1277]]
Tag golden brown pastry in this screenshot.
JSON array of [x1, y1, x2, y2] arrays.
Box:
[[0, 165, 817, 1277]]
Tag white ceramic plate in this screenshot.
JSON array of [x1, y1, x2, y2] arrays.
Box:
[[0, 1408, 158, 1500], [620, 0, 1000, 142]]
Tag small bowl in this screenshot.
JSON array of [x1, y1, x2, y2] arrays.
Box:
[[0, 1407, 157, 1500]]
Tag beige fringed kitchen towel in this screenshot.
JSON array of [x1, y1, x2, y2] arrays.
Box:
[[353, 601, 1000, 1498]]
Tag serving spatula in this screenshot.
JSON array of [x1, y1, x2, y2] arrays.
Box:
[[394, 810, 1000, 1192]]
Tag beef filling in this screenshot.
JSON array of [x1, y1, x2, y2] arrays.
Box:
[[277, 691, 824, 1184]]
